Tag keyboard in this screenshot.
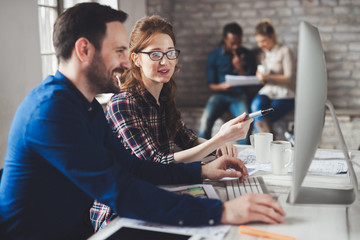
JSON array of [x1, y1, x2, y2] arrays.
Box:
[[225, 176, 269, 200]]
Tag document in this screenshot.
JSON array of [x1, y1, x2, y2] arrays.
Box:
[[225, 74, 260, 86], [238, 148, 350, 175]]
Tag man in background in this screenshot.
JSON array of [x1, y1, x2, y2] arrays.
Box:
[[199, 23, 256, 144]]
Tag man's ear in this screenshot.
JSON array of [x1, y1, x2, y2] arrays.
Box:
[[74, 37, 94, 63]]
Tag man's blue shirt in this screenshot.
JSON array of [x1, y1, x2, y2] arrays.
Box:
[[206, 46, 256, 95], [0, 71, 222, 239]]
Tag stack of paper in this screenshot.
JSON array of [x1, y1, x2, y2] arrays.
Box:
[[225, 74, 260, 86]]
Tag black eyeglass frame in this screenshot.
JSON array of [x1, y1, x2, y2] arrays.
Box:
[[138, 49, 181, 61]]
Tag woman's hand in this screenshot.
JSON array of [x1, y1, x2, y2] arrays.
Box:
[[256, 71, 267, 85], [216, 142, 238, 158], [214, 113, 252, 143]]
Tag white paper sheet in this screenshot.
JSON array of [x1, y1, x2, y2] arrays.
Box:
[[238, 148, 350, 175], [225, 74, 260, 86]]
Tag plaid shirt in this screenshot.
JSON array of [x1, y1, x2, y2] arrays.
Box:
[[90, 89, 198, 231], [106, 89, 197, 164]]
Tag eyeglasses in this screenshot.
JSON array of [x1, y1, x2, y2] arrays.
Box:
[[138, 49, 180, 61]]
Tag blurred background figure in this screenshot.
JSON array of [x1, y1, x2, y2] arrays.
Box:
[[199, 22, 256, 144], [251, 19, 296, 134]]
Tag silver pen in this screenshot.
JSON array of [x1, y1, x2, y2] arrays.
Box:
[[244, 108, 274, 120]]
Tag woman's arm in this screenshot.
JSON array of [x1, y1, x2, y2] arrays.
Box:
[[173, 113, 251, 163], [107, 93, 251, 164], [256, 71, 291, 85]]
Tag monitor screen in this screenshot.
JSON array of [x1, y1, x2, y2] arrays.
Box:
[[289, 21, 327, 203], [288, 21, 358, 205]]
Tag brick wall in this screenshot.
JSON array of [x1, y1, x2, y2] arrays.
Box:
[[147, 0, 360, 109], [146, 0, 360, 149], [321, 110, 360, 150], [180, 107, 360, 151]]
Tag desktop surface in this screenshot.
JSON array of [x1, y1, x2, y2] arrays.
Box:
[[88, 145, 360, 240], [221, 145, 360, 240]]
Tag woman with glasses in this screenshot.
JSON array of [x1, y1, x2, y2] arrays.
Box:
[[106, 15, 252, 165], [90, 15, 252, 230]]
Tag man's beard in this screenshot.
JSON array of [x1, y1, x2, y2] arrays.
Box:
[[86, 52, 121, 94]]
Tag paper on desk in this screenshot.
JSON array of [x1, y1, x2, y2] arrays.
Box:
[[297, 149, 350, 175], [238, 148, 272, 172], [116, 217, 231, 240], [238, 148, 350, 175], [225, 74, 260, 86]]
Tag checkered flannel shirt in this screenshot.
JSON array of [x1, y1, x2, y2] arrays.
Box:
[[90, 89, 198, 231], [106, 89, 197, 164]]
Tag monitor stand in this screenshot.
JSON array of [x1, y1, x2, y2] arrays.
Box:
[[287, 100, 358, 206]]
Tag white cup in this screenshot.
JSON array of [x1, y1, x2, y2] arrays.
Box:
[[250, 133, 273, 163], [270, 140, 293, 175], [257, 64, 266, 74]]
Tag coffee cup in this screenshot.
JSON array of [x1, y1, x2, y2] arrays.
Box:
[[250, 133, 273, 163], [270, 140, 293, 175]]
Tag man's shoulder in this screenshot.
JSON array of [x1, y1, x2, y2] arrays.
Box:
[[208, 46, 222, 56], [20, 76, 87, 123], [32, 75, 75, 101]]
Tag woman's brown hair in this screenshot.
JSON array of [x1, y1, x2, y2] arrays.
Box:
[[255, 19, 278, 44], [120, 15, 181, 140]]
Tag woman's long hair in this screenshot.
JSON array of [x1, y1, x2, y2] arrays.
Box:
[[120, 15, 181, 140]]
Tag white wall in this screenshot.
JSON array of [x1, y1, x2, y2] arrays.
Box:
[[0, 0, 42, 168], [0, 1, 146, 168]]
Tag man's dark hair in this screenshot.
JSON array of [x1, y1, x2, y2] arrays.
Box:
[[53, 2, 128, 61], [222, 22, 243, 39]]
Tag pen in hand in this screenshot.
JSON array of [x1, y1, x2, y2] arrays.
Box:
[[244, 108, 274, 120]]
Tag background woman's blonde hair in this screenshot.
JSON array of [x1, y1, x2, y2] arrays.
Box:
[[255, 18, 278, 44], [120, 15, 181, 140]]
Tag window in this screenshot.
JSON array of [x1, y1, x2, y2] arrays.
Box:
[[37, 0, 58, 79], [37, 0, 118, 79]]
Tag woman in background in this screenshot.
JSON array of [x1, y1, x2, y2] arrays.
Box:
[[91, 15, 252, 231], [251, 19, 295, 133]]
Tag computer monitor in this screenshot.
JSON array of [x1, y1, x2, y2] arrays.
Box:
[[287, 21, 358, 205]]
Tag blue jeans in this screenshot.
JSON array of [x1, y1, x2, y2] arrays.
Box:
[[199, 93, 248, 144], [250, 94, 294, 133]]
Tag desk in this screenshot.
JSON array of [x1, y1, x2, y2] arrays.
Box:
[[220, 145, 360, 240], [89, 146, 360, 240]]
